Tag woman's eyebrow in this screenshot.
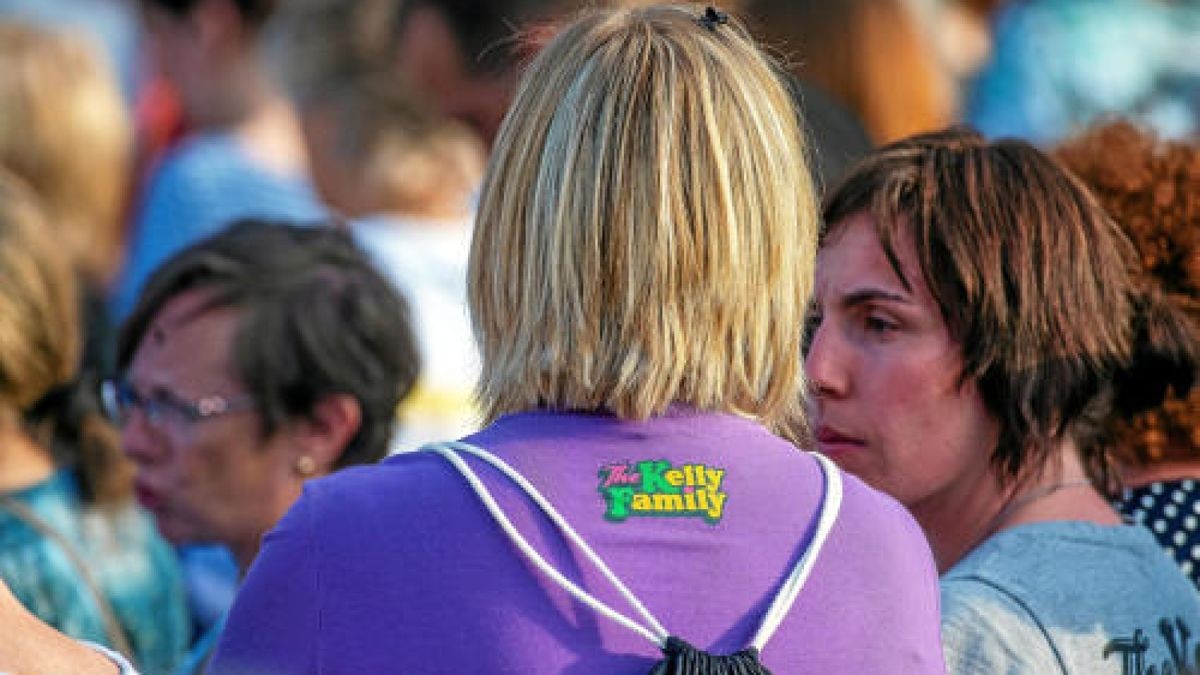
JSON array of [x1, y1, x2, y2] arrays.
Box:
[[839, 287, 911, 309]]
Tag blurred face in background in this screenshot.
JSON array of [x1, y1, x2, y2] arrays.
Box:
[[140, 1, 249, 128], [910, 0, 993, 84], [120, 289, 309, 568], [804, 212, 1000, 513]]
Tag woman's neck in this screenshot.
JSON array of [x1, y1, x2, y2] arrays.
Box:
[[990, 442, 1121, 533], [0, 423, 55, 493], [913, 439, 1121, 573], [231, 96, 310, 178], [909, 460, 1007, 573]]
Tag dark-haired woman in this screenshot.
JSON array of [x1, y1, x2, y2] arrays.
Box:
[[806, 127, 1200, 672]]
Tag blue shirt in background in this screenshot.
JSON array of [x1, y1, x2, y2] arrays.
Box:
[[112, 131, 325, 319], [967, 0, 1200, 144]]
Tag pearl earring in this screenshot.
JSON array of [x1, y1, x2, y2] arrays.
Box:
[[294, 455, 317, 478]]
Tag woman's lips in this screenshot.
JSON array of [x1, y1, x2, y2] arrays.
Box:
[[135, 482, 163, 510], [815, 426, 866, 454]]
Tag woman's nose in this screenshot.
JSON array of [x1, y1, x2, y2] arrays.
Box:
[[804, 322, 848, 399], [120, 407, 165, 465]]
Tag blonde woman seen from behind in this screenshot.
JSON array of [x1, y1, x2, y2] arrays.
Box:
[[210, 5, 944, 673]]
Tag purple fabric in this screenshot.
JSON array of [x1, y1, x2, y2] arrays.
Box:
[[211, 408, 944, 673]]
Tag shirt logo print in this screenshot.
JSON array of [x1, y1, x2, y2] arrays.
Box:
[[597, 460, 728, 524]]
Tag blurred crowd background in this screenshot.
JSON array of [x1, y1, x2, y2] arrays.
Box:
[[0, 0, 1196, 673], [0, 0, 1195, 355]]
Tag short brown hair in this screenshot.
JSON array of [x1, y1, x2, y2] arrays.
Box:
[[119, 220, 420, 468], [469, 5, 816, 436], [823, 127, 1136, 484], [1055, 120, 1199, 469]]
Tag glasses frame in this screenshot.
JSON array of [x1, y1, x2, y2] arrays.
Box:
[[101, 378, 257, 432]]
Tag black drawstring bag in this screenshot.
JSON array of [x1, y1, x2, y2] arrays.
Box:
[[650, 637, 769, 674], [425, 441, 843, 675]]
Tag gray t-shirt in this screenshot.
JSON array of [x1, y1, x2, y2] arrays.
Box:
[[942, 521, 1200, 674]]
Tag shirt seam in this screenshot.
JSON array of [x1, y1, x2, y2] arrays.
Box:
[[308, 489, 325, 674], [949, 574, 1068, 674]]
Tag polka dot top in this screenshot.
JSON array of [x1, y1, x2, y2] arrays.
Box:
[[1114, 479, 1200, 590]]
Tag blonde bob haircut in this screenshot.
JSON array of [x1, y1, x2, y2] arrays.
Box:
[[469, 4, 816, 436]]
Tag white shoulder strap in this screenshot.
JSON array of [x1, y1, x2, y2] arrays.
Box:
[[421, 441, 843, 653], [750, 451, 842, 650]]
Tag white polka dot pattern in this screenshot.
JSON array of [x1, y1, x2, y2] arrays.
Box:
[[1116, 479, 1200, 591]]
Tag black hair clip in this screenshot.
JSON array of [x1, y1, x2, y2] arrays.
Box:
[[699, 6, 728, 31]]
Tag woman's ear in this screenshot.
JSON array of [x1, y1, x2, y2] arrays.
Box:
[[291, 393, 363, 476]]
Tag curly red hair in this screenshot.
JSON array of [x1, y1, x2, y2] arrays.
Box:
[[1056, 120, 1200, 467]]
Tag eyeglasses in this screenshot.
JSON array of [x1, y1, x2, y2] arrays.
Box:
[[101, 379, 256, 431]]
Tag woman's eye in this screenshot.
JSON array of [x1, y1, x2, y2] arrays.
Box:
[[863, 314, 897, 334], [801, 313, 823, 355], [805, 312, 824, 332]]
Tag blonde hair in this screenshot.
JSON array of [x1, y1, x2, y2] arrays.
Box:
[[0, 170, 130, 505], [1055, 121, 1200, 470], [309, 74, 483, 218], [0, 22, 132, 284], [0, 173, 77, 415], [469, 5, 816, 436]]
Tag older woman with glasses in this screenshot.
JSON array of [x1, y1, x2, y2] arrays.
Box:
[[109, 219, 420, 673], [0, 171, 189, 674]]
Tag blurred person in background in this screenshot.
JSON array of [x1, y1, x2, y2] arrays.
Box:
[[743, 0, 965, 144], [1055, 119, 1200, 586], [968, 0, 1200, 143], [271, 0, 485, 451], [614, 0, 876, 190], [111, 220, 420, 673], [111, 0, 327, 634], [382, 0, 579, 146], [907, 0, 997, 104], [0, 21, 133, 380], [0, 170, 188, 675], [0, 0, 143, 104], [211, 6, 944, 673], [807, 127, 1200, 672], [111, 0, 324, 321]]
